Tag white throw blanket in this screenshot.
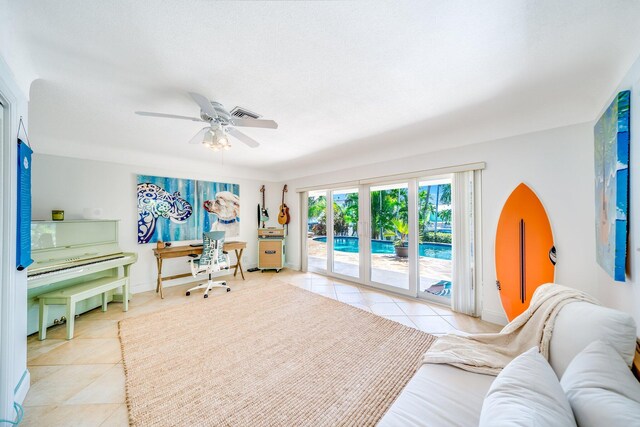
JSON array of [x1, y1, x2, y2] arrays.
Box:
[[423, 284, 599, 375]]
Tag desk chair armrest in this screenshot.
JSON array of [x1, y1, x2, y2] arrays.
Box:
[[189, 257, 202, 277], [223, 252, 231, 270]]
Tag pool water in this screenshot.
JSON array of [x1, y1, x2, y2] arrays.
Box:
[[313, 236, 451, 260]]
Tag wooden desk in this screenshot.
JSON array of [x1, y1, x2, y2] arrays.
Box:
[[153, 241, 247, 298]]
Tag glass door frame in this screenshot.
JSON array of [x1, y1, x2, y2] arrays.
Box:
[[304, 187, 365, 284], [415, 174, 454, 305], [305, 189, 329, 275], [328, 187, 365, 283], [300, 165, 483, 311], [303, 179, 429, 298], [362, 179, 419, 298]]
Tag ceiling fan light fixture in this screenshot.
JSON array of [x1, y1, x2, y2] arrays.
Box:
[[203, 129, 215, 145], [138, 92, 276, 150]]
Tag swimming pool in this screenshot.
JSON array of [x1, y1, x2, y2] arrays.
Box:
[[313, 236, 452, 260]]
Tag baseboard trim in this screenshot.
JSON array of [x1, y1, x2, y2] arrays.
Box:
[[13, 369, 29, 405], [131, 263, 260, 294], [481, 308, 507, 326], [285, 262, 301, 271]]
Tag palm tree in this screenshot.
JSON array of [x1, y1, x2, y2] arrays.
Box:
[[308, 195, 327, 236], [418, 187, 435, 237], [343, 193, 359, 236], [433, 185, 440, 235], [371, 190, 395, 239], [439, 209, 452, 225], [440, 184, 451, 205], [308, 195, 326, 220], [432, 183, 452, 237]]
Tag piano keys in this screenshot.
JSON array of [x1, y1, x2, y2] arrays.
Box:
[[26, 220, 137, 335]]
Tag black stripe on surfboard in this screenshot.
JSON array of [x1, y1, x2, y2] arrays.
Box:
[[519, 219, 526, 304]]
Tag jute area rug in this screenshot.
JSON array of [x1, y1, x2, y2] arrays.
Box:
[[119, 280, 436, 426]]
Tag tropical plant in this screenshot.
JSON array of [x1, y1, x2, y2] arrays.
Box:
[[389, 218, 409, 247], [418, 188, 435, 235], [312, 222, 326, 236], [440, 184, 451, 204], [439, 208, 452, 225], [308, 195, 327, 236], [418, 183, 452, 241], [332, 202, 349, 235], [370, 187, 408, 240], [343, 192, 359, 236], [308, 195, 326, 220]]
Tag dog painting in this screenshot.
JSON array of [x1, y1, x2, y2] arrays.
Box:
[[204, 191, 241, 238], [137, 175, 240, 243]]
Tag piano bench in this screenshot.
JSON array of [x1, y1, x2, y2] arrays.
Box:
[[37, 276, 129, 341]]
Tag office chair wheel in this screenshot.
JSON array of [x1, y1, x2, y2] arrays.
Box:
[[204, 294, 209, 298], [226, 288, 231, 292], [186, 291, 190, 296]]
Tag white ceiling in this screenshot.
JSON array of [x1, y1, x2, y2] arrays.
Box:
[[4, 1, 640, 181]]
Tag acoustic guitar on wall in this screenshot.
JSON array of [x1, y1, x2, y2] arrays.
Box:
[[277, 184, 290, 226]]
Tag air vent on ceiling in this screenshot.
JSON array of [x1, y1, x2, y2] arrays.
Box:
[[230, 106, 261, 120]]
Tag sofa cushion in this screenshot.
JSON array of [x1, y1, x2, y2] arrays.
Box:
[[549, 301, 636, 378], [479, 347, 576, 427], [560, 340, 640, 427], [377, 363, 495, 427]]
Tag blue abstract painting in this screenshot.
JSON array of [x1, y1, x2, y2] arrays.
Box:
[[595, 90, 630, 282], [137, 175, 240, 244]]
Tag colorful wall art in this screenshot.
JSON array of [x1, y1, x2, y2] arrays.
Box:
[[594, 90, 630, 282], [137, 175, 240, 244]]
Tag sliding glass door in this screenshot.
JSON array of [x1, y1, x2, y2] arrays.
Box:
[[302, 169, 477, 311], [307, 190, 328, 273], [331, 188, 360, 279], [418, 177, 453, 303], [368, 182, 412, 292], [307, 188, 362, 281]]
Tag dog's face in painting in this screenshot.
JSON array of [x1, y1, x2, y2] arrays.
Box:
[[203, 191, 240, 221]]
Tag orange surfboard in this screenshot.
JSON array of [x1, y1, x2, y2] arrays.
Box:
[[495, 183, 556, 321]]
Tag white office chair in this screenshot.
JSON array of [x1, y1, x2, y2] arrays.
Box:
[[186, 231, 231, 298]]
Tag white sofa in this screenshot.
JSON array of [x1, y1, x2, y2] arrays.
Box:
[[378, 301, 637, 427]]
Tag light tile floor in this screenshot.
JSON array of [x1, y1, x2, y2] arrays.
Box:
[[21, 269, 501, 426]]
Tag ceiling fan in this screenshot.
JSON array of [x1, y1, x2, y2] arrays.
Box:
[[135, 92, 278, 150]]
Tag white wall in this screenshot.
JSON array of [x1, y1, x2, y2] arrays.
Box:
[[0, 55, 30, 421], [595, 53, 640, 327], [283, 122, 596, 324], [31, 154, 282, 293]]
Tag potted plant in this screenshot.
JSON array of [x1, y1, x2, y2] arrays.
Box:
[[390, 218, 409, 257]]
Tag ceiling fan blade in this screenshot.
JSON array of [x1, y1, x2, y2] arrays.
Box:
[[188, 92, 218, 119], [228, 128, 260, 148], [229, 118, 278, 129], [188, 127, 210, 145], [135, 111, 204, 122]]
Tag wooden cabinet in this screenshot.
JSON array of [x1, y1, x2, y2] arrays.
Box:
[[258, 238, 285, 272]]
